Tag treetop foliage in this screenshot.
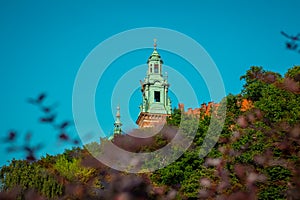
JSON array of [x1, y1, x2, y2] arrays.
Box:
[[1, 65, 300, 199]]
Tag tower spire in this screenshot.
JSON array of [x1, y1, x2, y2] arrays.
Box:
[[136, 40, 172, 128], [153, 38, 157, 50], [113, 105, 122, 135]]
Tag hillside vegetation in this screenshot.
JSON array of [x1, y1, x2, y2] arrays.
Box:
[[1, 66, 300, 200]]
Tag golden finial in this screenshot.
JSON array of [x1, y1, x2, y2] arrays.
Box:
[[153, 38, 157, 49], [116, 105, 120, 117]]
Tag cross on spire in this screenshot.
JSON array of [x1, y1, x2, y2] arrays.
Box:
[[153, 38, 157, 49]]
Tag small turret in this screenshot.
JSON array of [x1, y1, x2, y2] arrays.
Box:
[[147, 39, 163, 75], [113, 105, 122, 135]]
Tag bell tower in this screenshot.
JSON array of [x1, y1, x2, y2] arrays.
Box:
[[136, 39, 172, 128]]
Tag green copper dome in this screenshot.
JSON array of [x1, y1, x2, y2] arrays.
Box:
[[147, 49, 163, 64]]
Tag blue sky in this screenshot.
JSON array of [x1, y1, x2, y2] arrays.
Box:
[[0, 0, 299, 166]]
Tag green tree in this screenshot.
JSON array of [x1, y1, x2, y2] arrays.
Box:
[[53, 155, 96, 183], [285, 65, 300, 80], [0, 160, 63, 199]]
